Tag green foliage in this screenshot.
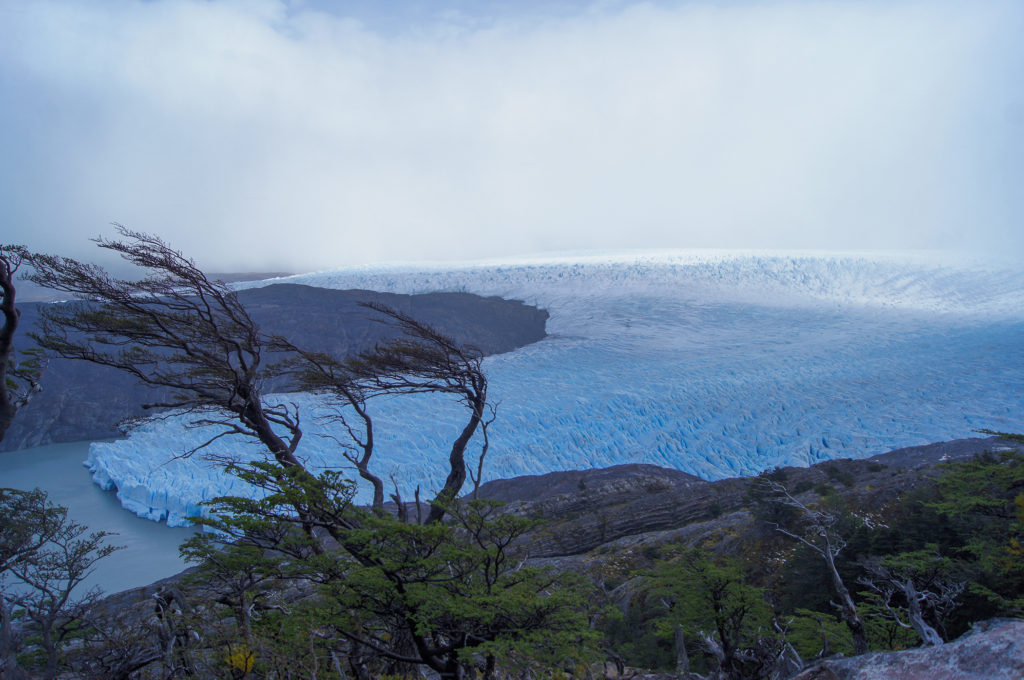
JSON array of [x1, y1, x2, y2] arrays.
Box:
[[785, 609, 854, 659], [772, 541, 838, 616], [325, 502, 598, 675], [814, 483, 835, 497], [841, 445, 1024, 635], [860, 599, 922, 650], [178, 439, 1019, 675], [792, 480, 814, 494], [924, 450, 1024, 616], [975, 429, 1024, 445], [1, 488, 121, 680], [823, 464, 855, 488], [185, 462, 598, 679], [857, 546, 965, 646], [929, 450, 1023, 526], [600, 601, 674, 672], [1011, 494, 1024, 560], [632, 547, 779, 677], [4, 347, 44, 398]]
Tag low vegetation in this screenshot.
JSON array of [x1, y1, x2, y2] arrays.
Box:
[[601, 444, 1024, 677]]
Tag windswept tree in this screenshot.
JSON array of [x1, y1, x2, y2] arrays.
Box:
[[27, 228, 592, 678], [279, 301, 489, 522], [28, 228, 304, 468], [346, 302, 488, 523], [0, 244, 44, 443], [30, 228, 492, 525]]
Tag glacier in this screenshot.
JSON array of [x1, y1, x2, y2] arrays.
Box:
[[84, 250, 1024, 526]]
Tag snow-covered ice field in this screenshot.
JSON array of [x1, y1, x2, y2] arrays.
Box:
[[86, 251, 1024, 525]]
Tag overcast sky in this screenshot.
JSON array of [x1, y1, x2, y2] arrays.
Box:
[[1, 0, 1021, 272]]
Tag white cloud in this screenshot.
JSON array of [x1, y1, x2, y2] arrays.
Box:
[[0, 0, 1021, 270]]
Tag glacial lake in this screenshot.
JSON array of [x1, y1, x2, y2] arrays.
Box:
[[1, 440, 198, 595]]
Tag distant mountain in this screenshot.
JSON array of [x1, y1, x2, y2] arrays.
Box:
[[1, 284, 547, 452]]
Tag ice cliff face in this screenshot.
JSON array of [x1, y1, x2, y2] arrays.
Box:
[[85, 251, 1024, 526]]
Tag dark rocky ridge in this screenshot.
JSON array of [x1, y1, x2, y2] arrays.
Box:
[[474, 435, 1022, 559], [1, 284, 548, 452]]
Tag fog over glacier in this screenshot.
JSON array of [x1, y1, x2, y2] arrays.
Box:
[[86, 251, 1024, 526], [3, 1, 1022, 267]]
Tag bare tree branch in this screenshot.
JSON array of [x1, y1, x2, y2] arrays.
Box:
[[278, 303, 490, 523], [27, 227, 302, 469]]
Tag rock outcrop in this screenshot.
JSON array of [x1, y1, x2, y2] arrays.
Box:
[[476, 436, 1020, 559], [790, 618, 1024, 680]]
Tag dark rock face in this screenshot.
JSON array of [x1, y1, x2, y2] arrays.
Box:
[[477, 436, 1020, 559], [476, 463, 747, 558], [1, 284, 548, 452], [790, 619, 1024, 680], [475, 463, 705, 504]]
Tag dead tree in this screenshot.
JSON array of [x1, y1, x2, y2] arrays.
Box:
[[0, 244, 44, 443], [758, 480, 869, 655]]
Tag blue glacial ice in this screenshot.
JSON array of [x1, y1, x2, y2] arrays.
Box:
[[85, 251, 1024, 525]]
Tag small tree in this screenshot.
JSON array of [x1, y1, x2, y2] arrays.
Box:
[[0, 488, 121, 680], [638, 547, 794, 680], [784, 609, 854, 660], [186, 463, 597, 680], [856, 547, 964, 646]]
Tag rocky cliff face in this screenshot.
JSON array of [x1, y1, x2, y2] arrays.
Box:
[[2, 284, 547, 451]]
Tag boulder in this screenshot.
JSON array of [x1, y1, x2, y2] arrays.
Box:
[[790, 619, 1024, 680]]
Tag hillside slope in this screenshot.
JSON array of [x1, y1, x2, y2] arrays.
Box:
[[2, 284, 547, 451]]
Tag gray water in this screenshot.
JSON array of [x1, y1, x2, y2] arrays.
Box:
[[1, 440, 198, 595]]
